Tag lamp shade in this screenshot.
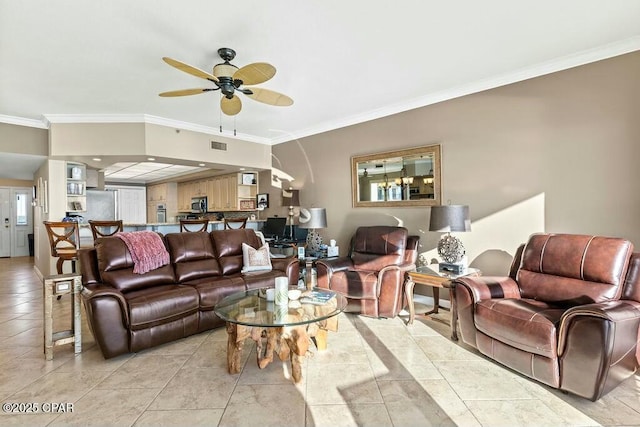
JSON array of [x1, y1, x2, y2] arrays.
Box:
[[429, 205, 471, 232], [299, 208, 327, 229], [282, 188, 300, 207]]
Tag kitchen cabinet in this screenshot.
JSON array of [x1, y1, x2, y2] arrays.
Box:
[[66, 162, 86, 213], [176, 172, 258, 212], [146, 183, 167, 202], [177, 182, 191, 212]]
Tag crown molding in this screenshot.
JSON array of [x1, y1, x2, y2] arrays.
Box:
[[0, 114, 48, 129], [270, 36, 640, 145]]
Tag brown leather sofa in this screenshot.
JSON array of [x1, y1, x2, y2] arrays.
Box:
[[453, 233, 640, 400], [79, 229, 299, 358], [315, 226, 419, 318]]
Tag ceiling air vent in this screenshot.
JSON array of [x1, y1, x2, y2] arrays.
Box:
[[210, 141, 227, 151]]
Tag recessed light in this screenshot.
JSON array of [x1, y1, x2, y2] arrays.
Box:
[[239, 167, 246, 171], [92, 158, 102, 162], [147, 157, 155, 161], [198, 163, 205, 167]]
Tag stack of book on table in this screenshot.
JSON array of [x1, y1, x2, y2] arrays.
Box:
[[300, 290, 336, 305]]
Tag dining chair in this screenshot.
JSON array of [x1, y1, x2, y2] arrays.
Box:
[[43, 221, 80, 274], [179, 218, 209, 232], [88, 220, 123, 240], [224, 218, 247, 229]]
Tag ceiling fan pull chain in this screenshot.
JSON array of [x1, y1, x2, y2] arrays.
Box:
[[234, 116, 237, 136]]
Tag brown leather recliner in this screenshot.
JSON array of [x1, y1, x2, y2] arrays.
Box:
[[315, 226, 419, 318], [454, 233, 640, 401]]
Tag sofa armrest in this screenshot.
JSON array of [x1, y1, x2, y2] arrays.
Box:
[[453, 276, 521, 303], [82, 284, 130, 327], [315, 257, 354, 289], [270, 256, 297, 272], [270, 257, 300, 286], [557, 300, 640, 400], [81, 283, 132, 359], [316, 256, 353, 272], [558, 300, 640, 356]]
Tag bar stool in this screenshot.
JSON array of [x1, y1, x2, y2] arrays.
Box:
[[179, 218, 209, 232], [43, 221, 80, 274], [224, 218, 247, 229], [89, 220, 123, 240]]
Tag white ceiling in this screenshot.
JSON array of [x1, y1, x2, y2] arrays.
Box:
[[1, 1, 640, 181]]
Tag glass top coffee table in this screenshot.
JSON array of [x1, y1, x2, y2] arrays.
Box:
[[214, 287, 347, 383]]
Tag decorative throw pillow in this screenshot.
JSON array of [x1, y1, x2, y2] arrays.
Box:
[[241, 242, 273, 273]]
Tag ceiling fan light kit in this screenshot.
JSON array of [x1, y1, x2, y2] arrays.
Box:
[[160, 47, 293, 117]]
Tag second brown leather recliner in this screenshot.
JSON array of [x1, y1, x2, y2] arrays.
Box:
[[315, 226, 419, 318]]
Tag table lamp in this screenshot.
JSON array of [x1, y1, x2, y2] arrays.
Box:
[[282, 188, 300, 240], [429, 205, 471, 273], [299, 207, 327, 255]]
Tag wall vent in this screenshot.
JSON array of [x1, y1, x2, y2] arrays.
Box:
[[211, 141, 227, 151]]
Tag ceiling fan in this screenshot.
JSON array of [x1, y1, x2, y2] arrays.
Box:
[[159, 47, 293, 116]]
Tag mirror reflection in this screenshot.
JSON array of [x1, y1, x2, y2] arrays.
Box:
[[351, 144, 441, 207]]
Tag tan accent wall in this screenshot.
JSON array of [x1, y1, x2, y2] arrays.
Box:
[[48, 122, 271, 170], [49, 123, 146, 156], [0, 123, 48, 155], [144, 124, 271, 170], [272, 51, 640, 277]]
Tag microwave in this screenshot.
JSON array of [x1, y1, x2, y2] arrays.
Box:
[[191, 197, 207, 213]]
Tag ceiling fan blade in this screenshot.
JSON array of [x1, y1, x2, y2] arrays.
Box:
[[221, 95, 242, 116], [233, 62, 276, 85], [162, 57, 219, 82], [245, 87, 293, 106], [159, 88, 215, 97]]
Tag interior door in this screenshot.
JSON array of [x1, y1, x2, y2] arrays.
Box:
[[0, 189, 11, 257], [12, 188, 33, 257]]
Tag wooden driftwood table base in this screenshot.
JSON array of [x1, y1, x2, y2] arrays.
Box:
[[226, 322, 311, 383]]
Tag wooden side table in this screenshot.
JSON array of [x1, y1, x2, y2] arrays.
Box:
[[43, 273, 83, 360], [405, 265, 481, 340]]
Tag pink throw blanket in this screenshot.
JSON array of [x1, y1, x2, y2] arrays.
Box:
[[116, 231, 170, 274]]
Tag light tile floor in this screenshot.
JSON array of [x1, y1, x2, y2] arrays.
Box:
[[1, 256, 639, 426]]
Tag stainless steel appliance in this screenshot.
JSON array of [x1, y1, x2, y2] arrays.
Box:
[[157, 203, 167, 223], [191, 197, 207, 213]]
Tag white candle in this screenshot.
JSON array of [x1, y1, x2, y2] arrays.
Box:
[[275, 277, 289, 306]]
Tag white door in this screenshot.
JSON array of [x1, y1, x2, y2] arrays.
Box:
[[0, 189, 10, 257], [11, 188, 33, 257]]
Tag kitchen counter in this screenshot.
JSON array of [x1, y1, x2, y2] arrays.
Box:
[[78, 220, 265, 247]]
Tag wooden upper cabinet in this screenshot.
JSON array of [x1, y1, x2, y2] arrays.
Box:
[[173, 171, 257, 212], [147, 183, 168, 202]]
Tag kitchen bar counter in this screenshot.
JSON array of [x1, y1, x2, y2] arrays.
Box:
[[78, 220, 265, 247]]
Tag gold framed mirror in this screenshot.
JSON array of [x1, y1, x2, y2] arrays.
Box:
[[351, 144, 441, 207]]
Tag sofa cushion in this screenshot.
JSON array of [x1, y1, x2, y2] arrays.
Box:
[[518, 234, 633, 304], [475, 298, 565, 358], [95, 237, 175, 293], [181, 276, 245, 310], [211, 229, 263, 275], [125, 285, 199, 331], [165, 232, 222, 282], [241, 242, 272, 273]]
